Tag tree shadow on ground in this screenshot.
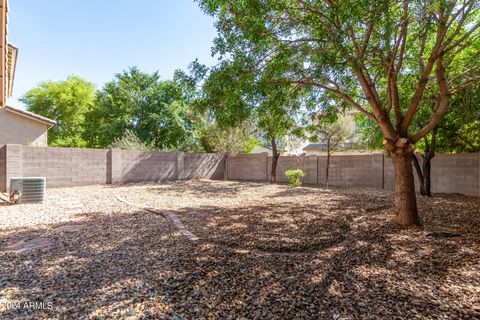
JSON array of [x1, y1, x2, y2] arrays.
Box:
[[143, 179, 267, 198], [0, 209, 186, 319], [176, 203, 352, 253], [0, 188, 479, 319], [171, 190, 480, 318]]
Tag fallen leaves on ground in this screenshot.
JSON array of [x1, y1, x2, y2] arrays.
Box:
[[0, 180, 479, 319]]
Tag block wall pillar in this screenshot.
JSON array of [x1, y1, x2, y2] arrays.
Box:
[[107, 149, 122, 184]]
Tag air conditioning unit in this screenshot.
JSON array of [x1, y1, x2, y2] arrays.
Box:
[[10, 177, 46, 204]]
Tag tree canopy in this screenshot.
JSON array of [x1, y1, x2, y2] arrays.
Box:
[[20, 76, 95, 147], [194, 58, 310, 182], [197, 0, 479, 144], [84, 67, 204, 151]]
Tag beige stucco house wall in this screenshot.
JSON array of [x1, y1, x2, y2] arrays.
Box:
[[0, 107, 54, 146]]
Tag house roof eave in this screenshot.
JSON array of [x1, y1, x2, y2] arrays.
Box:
[[4, 105, 56, 127]]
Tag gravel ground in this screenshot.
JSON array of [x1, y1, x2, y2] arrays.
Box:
[[0, 180, 479, 319]]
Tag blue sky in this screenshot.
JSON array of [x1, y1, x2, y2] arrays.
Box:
[[7, 0, 218, 107]]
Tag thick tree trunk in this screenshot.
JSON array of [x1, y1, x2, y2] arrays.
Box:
[[271, 138, 280, 183], [392, 154, 422, 226]]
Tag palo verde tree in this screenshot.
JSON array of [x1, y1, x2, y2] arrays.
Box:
[[197, 0, 480, 226]]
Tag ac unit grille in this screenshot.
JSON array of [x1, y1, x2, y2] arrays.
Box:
[[10, 177, 46, 204]]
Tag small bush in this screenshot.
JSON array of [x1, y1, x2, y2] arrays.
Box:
[[285, 169, 305, 188], [109, 130, 152, 150]]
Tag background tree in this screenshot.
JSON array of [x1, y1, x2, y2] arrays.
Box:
[[20, 76, 95, 147], [284, 133, 307, 156], [197, 0, 480, 226], [204, 122, 253, 180], [435, 85, 480, 153], [195, 60, 308, 183], [256, 80, 305, 183], [312, 113, 356, 186], [84, 67, 203, 151]]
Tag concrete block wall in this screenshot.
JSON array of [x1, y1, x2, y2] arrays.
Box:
[[267, 156, 318, 184], [0, 144, 478, 197], [22, 146, 109, 188], [255, 154, 384, 187], [0, 145, 228, 191], [120, 150, 179, 183], [119, 150, 226, 183], [183, 153, 224, 180], [319, 154, 384, 188], [429, 153, 478, 196], [5, 145, 23, 192], [383, 157, 395, 191], [226, 154, 268, 181], [228, 152, 479, 197], [383, 153, 480, 197], [107, 149, 122, 184]]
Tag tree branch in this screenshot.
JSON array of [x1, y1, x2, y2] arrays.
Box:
[[400, 11, 447, 133], [289, 77, 378, 124], [411, 55, 450, 143]]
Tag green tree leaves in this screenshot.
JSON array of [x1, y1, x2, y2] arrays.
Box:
[[21, 67, 207, 151], [197, 0, 480, 144], [83, 67, 204, 151], [20, 76, 95, 147]]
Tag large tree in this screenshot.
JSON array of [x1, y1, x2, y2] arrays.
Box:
[[197, 0, 480, 226], [84, 67, 203, 151], [20, 76, 95, 147]]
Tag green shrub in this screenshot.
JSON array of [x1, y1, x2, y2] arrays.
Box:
[[285, 169, 305, 188]]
